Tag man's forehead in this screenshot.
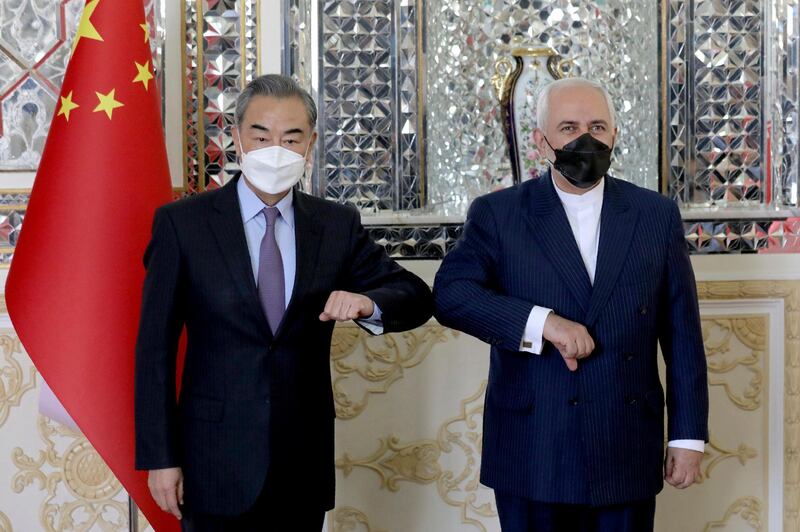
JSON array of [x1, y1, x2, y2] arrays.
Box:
[[547, 88, 611, 120], [245, 96, 308, 120]]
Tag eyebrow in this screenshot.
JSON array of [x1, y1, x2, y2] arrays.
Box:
[[247, 124, 305, 136], [556, 119, 609, 127]]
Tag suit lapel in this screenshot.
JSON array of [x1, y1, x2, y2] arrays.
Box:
[[209, 176, 272, 341], [525, 173, 593, 314], [584, 177, 639, 327], [272, 189, 323, 343]]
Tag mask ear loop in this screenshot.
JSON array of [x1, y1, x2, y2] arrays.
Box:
[[301, 135, 314, 180], [235, 128, 247, 164], [541, 135, 559, 168]]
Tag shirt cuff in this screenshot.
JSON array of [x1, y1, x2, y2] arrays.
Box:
[[355, 302, 384, 335], [519, 306, 553, 355], [667, 439, 705, 453]]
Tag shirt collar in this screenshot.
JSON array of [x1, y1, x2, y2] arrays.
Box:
[[237, 176, 296, 228], [553, 176, 605, 207]]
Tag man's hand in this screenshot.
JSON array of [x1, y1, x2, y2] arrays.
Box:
[[319, 291, 375, 322], [542, 313, 595, 371], [664, 447, 703, 489], [148, 467, 184, 520]]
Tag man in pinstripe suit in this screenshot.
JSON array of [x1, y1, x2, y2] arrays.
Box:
[[434, 78, 708, 531]]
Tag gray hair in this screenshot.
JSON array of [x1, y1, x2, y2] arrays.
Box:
[[536, 78, 616, 131], [235, 74, 317, 128]]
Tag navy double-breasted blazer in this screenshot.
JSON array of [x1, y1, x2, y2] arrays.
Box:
[[434, 172, 708, 506]]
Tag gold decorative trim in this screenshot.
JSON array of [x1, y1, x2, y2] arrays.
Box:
[[337, 381, 495, 531], [0, 331, 37, 429], [0, 511, 11, 532], [703, 316, 765, 411], [332, 506, 388, 532], [696, 280, 800, 531], [510, 46, 559, 58], [492, 45, 565, 106], [239, 0, 247, 85], [256, 0, 261, 77], [331, 324, 454, 420], [195, 0, 205, 192], [703, 496, 763, 531], [180, 0, 189, 193], [697, 434, 758, 484], [337, 436, 441, 491], [491, 57, 517, 105], [11, 416, 127, 531]]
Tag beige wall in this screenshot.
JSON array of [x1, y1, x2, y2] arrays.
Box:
[[1, 255, 798, 531]]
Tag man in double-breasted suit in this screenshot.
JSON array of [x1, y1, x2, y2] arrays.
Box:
[[134, 74, 433, 531], [434, 78, 708, 531]]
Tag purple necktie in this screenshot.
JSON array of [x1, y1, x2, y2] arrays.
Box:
[[257, 207, 285, 334]]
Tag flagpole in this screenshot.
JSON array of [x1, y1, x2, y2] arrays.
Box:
[[129, 496, 139, 532]]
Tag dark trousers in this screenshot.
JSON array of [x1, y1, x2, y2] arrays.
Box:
[[181, 476, 325, 532], [495, 492, 656, 532]]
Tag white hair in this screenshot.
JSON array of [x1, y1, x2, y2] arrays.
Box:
[[535, 77, 616, 131]]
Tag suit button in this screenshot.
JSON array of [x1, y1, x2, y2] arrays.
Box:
[[625, 352, 635, 361], [626, 396, 638, 405], [569, 397, 579, 406], [639, 305, 648, 315]]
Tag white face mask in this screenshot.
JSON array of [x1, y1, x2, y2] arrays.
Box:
[[238, 137, 311, 195]]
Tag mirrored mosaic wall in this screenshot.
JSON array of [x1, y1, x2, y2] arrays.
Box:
[[285, 0, 658, 216], [289, 0, 800, 216], [0, 0, 165, 263], [286, 0, 425, 211], [288, 0, 661, 215], [664, 0, 799, 210], [286, 0, 800, 255], [182, 0, 259, 194], [426, 0, 660, 215]]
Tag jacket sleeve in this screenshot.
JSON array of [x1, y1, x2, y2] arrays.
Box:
[[134, 208, 184, 470], [658, 202, 709, 442], [343, 209, 434, 334], [433, 196, 534, 352]]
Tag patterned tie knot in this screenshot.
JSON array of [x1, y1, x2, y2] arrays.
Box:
[[263, 206, 280, 226]]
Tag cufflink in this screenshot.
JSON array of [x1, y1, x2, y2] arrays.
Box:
[[522, 341, 533, 349]]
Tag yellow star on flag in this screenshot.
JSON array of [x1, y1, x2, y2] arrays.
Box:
[[93, 89, 124, 119], [140, 22, 150, 44], [71, 0, 103, 54], [133, 61, 154, 91], [57, 91, 80, 122]]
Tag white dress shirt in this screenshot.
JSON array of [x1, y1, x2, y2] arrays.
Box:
[[237, 178, 383, 334], [518, 177, 703, 453]]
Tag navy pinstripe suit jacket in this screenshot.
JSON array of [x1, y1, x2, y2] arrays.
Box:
[[134, 175, 433, 516], [433, 172, 708, 506]]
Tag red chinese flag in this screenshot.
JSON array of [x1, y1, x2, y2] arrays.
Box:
[[5, 0, 177, 530]]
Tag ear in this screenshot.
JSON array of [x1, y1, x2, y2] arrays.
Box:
[[307, 131, 318, 160], [533, 128, 549, 156], [231, 126, 242, 157], [232, 126, 242, 157]]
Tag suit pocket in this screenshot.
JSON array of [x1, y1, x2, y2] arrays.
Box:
[[182, 394, 224, 422], [488, 384, 534, 413]]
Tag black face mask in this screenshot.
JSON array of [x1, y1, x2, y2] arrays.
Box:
[[544, 133, 613, 189]]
